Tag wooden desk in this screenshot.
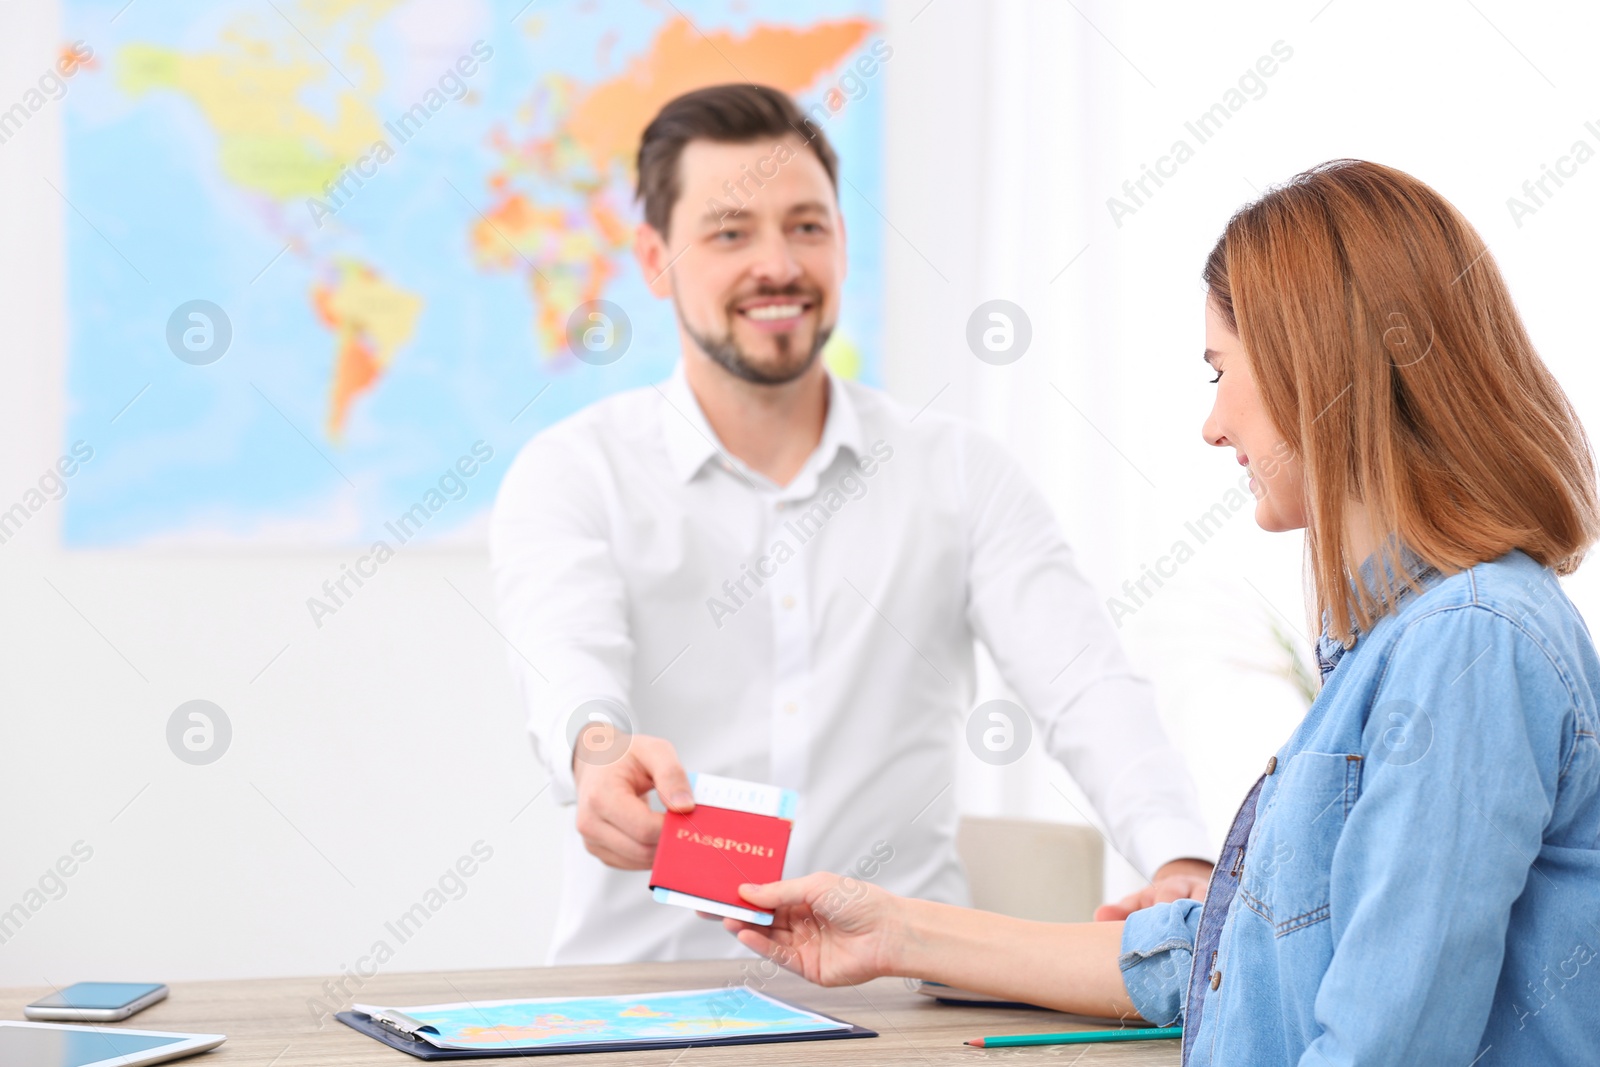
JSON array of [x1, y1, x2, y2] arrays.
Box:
[[1, 962, 1180, 1065]]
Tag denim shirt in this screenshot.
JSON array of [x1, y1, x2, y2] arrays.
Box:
[[1119, 549, 1600, 1065]]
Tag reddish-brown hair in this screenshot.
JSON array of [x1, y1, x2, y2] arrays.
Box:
[[1204, 159, 1599, 643]]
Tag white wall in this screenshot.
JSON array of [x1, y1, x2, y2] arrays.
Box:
[[4, 0, 1600, 988], [2, 0, 558, 989]]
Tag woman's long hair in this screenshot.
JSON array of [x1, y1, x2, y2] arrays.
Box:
[[1204, 159, 1599, 644]]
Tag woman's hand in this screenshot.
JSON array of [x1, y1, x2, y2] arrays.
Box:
[[722, 873, 1142, 1020], [720, 873, 905, 987]]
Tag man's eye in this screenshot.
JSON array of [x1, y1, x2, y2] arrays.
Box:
[[714, 229, 744, 242]]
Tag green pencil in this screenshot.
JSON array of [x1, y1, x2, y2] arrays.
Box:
[[965, 1026, 1183, 1047]]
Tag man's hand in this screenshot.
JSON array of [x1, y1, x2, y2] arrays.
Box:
[[1093, 858, 1213, 922], [571, 725, 694, 869], [718, 873, 905, 987]]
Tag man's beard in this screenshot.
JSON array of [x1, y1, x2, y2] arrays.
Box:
[[678, 289, 833, 386]]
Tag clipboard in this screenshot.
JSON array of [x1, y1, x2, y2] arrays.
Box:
[[335, 1002, 876, 1059]]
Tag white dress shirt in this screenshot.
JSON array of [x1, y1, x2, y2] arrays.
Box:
[[489, 366, 1209, 964]]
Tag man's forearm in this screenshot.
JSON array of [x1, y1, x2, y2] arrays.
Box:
[[890, 897, 1142, 1021]]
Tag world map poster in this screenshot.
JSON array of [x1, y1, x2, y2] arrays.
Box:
[[61, 0, 885, 547]]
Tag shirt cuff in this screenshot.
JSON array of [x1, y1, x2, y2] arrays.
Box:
[[1123, 816, 1214, 880], [537, 691, 637, 806], [540, 713, 579, 806], [1118, 898, 1203, 1027]]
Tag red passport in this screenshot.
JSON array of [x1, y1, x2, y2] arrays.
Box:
[[649, 804, 792, 924]]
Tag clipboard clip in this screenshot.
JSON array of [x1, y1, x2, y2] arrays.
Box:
[[354, 1007, 434, 1041]]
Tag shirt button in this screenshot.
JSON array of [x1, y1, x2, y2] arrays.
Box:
[[781, 595, 796, 610], [1266, 756, 1278, 775], [783, 702, 798, 715], [1210, 969, 1222, 991]]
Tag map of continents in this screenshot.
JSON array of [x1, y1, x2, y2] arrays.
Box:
[[62, 0, 885, 546]]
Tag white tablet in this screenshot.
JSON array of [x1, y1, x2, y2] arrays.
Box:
[[0, 1020, 224, 1067]]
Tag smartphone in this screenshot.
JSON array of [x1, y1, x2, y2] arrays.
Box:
[[24, 983, 168, 1022]]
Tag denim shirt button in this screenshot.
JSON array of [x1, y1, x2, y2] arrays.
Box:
[[1211, 969, 1222, 990], [1266, 756, 1278, 775]]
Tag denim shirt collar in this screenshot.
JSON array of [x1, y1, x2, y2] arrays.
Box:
[[1315, 540, 1441, 681]]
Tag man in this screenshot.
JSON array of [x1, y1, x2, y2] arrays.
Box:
[[490, 84, 1210, 964]]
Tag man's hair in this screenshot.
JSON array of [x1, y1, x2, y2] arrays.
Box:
[[1205, 159, 1599, 644], [635, 83, 839, 238]]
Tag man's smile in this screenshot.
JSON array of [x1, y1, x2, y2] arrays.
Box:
[[734, 295, 816, 332]]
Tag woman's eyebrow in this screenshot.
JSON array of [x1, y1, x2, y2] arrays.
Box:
[[1203, 349, 1220, 365]]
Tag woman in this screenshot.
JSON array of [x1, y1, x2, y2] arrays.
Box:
[[717, 160, 1600, 1065]]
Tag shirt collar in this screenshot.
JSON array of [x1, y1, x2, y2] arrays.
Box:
[[657, 363, 864, 488], [1315, 539, 1442, 677]]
